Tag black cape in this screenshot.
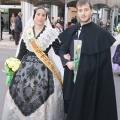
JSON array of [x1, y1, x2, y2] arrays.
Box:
[[58, 22, 118, 120]]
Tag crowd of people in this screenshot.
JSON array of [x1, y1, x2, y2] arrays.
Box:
[[1, 0, 119, 120], [1, 12, 22, 45], [9, 12, 22, 45]]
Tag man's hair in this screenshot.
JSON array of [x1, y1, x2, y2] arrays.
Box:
[[76, 0, 93, 9], [18, 12, 22, 16]]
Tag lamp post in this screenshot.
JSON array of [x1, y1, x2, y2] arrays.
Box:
[[21, 0, 34, 28], [64, 0, 68, 29]]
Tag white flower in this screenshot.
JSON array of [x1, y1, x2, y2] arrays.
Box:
[[5, 57, 21, 72]]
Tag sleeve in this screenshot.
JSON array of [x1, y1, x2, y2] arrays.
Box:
[[58, 42, 69, 67], [51, 39, 61, 55], [17, 39, 27, 60], [16, 18, 22, 32], [17, 20, 22, 32], [45, 39, 61, 55]]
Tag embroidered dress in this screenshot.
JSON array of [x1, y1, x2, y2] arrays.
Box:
[[2, 26, 64, 120]]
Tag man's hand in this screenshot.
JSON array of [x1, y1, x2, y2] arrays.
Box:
[[64, 54, 71, 61], [66, 61, 74, 70]]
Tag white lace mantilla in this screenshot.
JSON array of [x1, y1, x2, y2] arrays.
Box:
[[23, 26, 59, 52]]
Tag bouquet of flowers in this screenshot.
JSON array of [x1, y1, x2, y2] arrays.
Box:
[[73, 44, 82, 83], [3, 57, 21, 86]]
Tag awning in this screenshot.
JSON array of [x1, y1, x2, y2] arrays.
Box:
[[1, 0, 20, 5], [1, 0, 120, 8], [1, 0, 65, 6], [31, 0, 65, 6]]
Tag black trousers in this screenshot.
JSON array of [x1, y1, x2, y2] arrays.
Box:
[[15, 32, 20, 45], [11, 30, 15, 39]]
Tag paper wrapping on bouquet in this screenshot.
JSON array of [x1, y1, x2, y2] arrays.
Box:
[[73, 40, 82, 83]]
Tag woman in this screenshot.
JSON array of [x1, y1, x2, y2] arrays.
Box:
[[10, 13, 15, 40], [2, 6, 64, 120], [55, 23, 63, 34]]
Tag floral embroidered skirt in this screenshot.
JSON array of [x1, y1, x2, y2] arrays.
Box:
[[2, 52, 64, 120]]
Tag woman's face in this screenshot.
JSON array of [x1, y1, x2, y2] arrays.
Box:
[[34, 9, 46, 26], [12, 13, 15, 17]]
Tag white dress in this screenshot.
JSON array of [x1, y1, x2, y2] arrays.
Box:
[[2, 26, 64, 120]]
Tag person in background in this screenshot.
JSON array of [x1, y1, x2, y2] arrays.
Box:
[[14, 12, 22, 45], [112, 23, 120, 75], [51, 16, 55, 26], [66, 22, 71, 28], [56, 17, 60, 24], [71, 16, 78, 24], [1, 14, 5, 40], [10, 13, 15, 40], [60, 22, 64, 31], [58, 0, 118, 120], [55, 23, 63, 34], [60, 17, 64, 27], [51, 22, 55, 28]]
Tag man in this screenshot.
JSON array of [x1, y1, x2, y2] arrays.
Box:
[[58, 0, 118, 120], [1, 14, 4, 40], [14, 12, 22, 45], [51, 17, 55, 26], [71, 16, 78, 24]]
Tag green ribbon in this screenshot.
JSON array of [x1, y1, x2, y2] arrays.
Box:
[[29, 37, 35, 42], [6, 73, 13, 86], [2, 69, 13, 86], [73, 57, 79, 83]]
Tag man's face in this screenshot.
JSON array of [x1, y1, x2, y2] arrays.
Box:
[[77, 3, 93, 24]]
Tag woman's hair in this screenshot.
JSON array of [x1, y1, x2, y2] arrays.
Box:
[[33, 6, 47, 20], [76, 0, 93, 9]]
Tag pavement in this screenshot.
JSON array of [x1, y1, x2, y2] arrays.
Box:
[[0, 32, 18, 49]]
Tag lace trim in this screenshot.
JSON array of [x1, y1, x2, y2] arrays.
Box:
[[2, 80, 64, 120], [23, 26, 59, 52]]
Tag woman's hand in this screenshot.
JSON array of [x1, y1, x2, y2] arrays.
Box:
[[64, 54, 71, 61]]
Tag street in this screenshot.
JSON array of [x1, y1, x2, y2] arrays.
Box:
[[0, 48, 16, 119]]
